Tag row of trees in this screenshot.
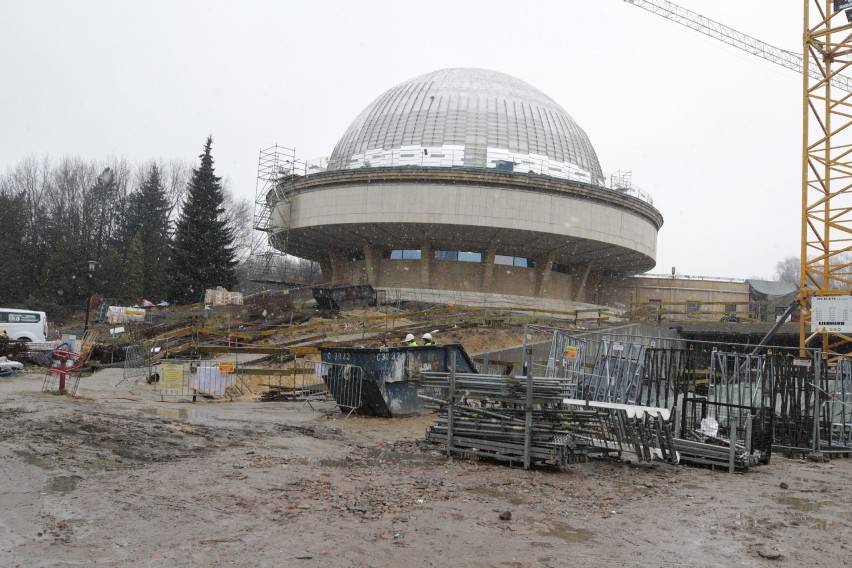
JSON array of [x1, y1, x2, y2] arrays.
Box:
[[774, 255, 852, 288], [0, 137, 256, 320]]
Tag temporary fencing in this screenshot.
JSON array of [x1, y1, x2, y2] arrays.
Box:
[[829, 358, 852, 447], [150, 358, 248, 401], [118, 344, 149, 386], [258, 361, 363, 417], [425, 323, 852, 472], [320, 362, 364, 416], [255, 362, 329, 403]]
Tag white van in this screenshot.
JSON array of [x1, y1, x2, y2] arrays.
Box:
[[0, 308, 49, 342]]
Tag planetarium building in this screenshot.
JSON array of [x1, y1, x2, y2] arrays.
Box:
[[268, 68, 663, 309]]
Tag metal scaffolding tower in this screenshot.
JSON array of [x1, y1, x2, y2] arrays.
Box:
[[249, 145, 303, 286], [610, 170, 633, 191]]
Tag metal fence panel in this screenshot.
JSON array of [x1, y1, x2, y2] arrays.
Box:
[[259, 361, 363, 417], [830, 359, 852, 447], [322, 362, 363, 416], [118, 344, 149, 386], [151, 359, 238, 401]]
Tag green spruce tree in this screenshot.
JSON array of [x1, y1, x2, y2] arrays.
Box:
[[169, 137, 237, 304], [125, 165, 172, 301], [123, 233, 145, 304], [98, 249, 125, 304]]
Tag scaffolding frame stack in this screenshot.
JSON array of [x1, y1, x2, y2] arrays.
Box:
[[249, 145, 304, 287], [419, 350, 680, 470]]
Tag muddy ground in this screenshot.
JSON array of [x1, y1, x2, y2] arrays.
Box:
[[1, 368, 851, 568]]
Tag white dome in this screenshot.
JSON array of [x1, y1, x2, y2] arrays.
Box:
[[327, 68, 604, 185]]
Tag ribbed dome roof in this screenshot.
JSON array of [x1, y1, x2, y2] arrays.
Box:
[[327, 68, 604, 185]]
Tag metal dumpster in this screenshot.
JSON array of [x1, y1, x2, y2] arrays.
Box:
[[320, 344, 477, 417]]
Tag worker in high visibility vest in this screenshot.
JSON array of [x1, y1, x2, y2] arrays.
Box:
[[422, 332, 435, 346], [404, 333, 418, 347]]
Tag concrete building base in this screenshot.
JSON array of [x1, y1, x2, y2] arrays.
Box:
[[377, 286, 621, 320]]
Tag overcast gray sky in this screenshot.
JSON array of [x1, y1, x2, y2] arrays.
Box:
[[2, 1, 802, 280]]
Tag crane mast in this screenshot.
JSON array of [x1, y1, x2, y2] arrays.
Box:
[[627, 0, 852, 357], [801, 1, 852, 356]]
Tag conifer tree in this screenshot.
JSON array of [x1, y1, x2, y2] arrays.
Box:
[[123, 234, 145, 304], [169, 137, 237, 304], [99, 249, 125, 304], [125, 165, 171, 300]]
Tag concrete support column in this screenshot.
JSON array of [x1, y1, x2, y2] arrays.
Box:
[[318, 256, 333, 284], [363, 244, 382, 286], [534, 250, 556, 297], [572, 262, 593, 303], [419, 241, 432, 287], [585, 271, 604, 304], [328, 250, 348, 284], [482, 245, 497, 293]]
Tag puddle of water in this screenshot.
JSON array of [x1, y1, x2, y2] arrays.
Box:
[[812, 510, 852, 530], [814, 519, 841, 531], [772, 495, 826, 513], [536, 521, 593, 544], [141, 407, 189, 419], [15, 450, 53, 470], [770, 497, 852, 530], [49, 475, 81, 493]]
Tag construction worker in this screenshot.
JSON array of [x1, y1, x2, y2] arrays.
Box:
[[404, 333, 418, 347], [422, 332, 435, 346]]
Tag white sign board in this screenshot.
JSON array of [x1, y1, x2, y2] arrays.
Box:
[[811, 295, 852, 333], [106, 306, 146, 324]]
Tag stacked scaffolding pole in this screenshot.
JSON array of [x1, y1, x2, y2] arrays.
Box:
[[419, 350, 678, 470]]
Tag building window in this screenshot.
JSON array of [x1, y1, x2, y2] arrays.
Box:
[[686, 302, 700, 312], [551, 262, 571, 274], [347, 251, 365, 261], [495, 255, 533, 267], [725, 304, 737, 314], [435, 250, 482, 263], [388, 249, 421, 260]]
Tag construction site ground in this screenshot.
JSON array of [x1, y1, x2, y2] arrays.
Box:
[[1, 365, 851, 567]]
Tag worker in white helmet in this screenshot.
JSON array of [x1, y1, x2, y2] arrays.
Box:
[[404, 333, 418, 347], [422, 332, 435, 346]]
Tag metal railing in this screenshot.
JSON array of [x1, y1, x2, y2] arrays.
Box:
[[149, 358, 244, 401], [259, 361, 363, 417]]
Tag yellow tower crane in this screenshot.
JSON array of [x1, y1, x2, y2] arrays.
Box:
[[626, 0, 852, 358]]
